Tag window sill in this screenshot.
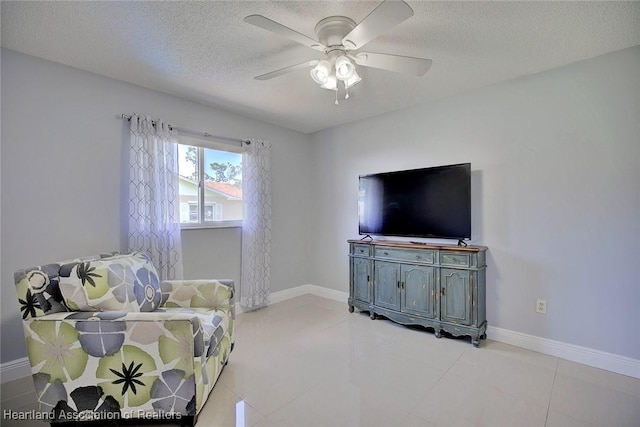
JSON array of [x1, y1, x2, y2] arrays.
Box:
[[180, 221, 242, 231]]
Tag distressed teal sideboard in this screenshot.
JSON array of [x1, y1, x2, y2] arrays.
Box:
[[348, 240, 487, 347]]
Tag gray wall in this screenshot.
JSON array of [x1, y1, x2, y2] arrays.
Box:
[[3, 44, 639, 365], [0, 48, 313, 363], [309, 46, 640, 360]]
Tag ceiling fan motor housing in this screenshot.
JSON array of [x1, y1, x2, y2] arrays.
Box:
[[314, 16, 356, 50]]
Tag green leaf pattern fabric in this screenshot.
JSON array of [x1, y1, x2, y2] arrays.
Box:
[[159, 321, 197, 373], [15, 253, 234, 422], [26, 321, 88, 382], [96, 345, 158, 408]]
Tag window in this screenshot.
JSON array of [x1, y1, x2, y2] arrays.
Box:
[[178, 136, 243, 227]]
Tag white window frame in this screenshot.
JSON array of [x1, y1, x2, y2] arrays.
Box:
[[179, 136, 243, 229]]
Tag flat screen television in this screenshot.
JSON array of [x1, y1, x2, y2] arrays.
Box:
[[358, 163, 471, 240]]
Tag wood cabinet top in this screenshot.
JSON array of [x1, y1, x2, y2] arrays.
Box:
[[348, 239, 487, 252]]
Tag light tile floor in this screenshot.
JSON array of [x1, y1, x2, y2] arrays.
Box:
[[2, 294, 639, 426]]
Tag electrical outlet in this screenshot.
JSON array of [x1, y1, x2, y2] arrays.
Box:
[[536, 299, 547, 314]]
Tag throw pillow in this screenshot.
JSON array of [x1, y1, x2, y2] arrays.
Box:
[[59, 252, 161, 312]]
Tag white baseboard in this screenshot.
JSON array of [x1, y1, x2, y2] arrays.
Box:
[[4, 286, 638, 382], [234, 284, 317, 314], [0, 357, 31, 384], [269, 284, 349, 304], [305, 284, 349, 302], [488, 326, 640, 379], [271, 284, 317, 304], [234, 284, 348, 314]]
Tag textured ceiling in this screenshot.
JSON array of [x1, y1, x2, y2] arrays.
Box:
[[2, 1, 639, 134]]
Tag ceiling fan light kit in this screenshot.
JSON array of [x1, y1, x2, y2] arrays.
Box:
[[310, 59, 332, 85], [245, 0, 431, 105], [309, 49, 361, 105], [335, 55, 356, 80]]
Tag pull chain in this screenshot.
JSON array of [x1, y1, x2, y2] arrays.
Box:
[[345, 80, 350, 99], [335, 87, 339, 106]]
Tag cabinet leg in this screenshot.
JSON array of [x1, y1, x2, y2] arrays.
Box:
[[348, 305, 354, 313], [434, 330, 442, 339], [472, 339, 480, 348], [369, 311, 377, 320], [480, 333, 487, 340]]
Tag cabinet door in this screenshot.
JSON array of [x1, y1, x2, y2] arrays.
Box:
[[401, 265, 435, 318], [352, 257, 372, 303], [440, 268, 472, 325], [374, 261, 400, 311]]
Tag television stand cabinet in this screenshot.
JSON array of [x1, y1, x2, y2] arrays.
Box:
[[348, 240, 488, 347]]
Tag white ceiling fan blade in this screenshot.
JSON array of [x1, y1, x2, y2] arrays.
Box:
[[244, 15, 326, 51], [254, 60, 319, 80], [354, 52, 432, 76], [342, 0, 414, 50]]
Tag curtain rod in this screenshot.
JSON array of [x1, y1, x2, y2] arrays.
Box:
[[121, 114, 247, 146]]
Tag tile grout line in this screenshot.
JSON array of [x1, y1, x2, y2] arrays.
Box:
[[543, 357, 560, 427], [399, 337, 467, 423]]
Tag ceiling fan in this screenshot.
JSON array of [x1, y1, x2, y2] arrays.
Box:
[[244, 0, 432, 105]]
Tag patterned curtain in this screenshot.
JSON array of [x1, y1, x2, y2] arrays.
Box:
[[128, 114, 183, 280], [241, 139, 272, 309]]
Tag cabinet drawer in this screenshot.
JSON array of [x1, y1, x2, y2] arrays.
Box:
[[351, 244, 371, 256], [375, 247, 434, 264], [439, 251, 471, 267]]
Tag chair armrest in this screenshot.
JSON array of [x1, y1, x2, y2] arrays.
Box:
[[160, 279, 234, 312]]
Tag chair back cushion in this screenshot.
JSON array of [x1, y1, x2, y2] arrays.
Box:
[[59, 252, 161, 312], [14, 252, 119, 319]]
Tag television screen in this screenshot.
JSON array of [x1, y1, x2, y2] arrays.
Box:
[[358, 163, 471, 240]]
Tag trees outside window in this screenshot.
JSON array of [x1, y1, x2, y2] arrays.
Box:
[[177, 143, 242, 227]]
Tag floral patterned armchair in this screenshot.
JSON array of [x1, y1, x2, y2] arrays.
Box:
[[14, 251, 234, 426]]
